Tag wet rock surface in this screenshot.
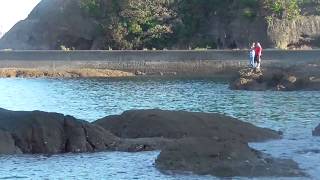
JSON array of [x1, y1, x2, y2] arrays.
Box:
[[230, 67, 320, 91]]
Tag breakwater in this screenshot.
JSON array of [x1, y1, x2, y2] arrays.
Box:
[[0, 50, 319, 76]]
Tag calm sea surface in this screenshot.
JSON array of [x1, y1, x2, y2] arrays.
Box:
[[0, 77, 319, 179]]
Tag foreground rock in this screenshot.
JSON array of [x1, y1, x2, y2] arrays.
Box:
[[0, 108, 305, 177], [0, 108, 119, 154], [230, 67, 320, 91], [313, 124, 320, 136], [156, 138, 305, 177], [0, 68, 134, 78], [95, 109, 306, 177]]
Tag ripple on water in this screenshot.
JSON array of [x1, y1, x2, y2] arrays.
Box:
[[0, 77, 319, 179]]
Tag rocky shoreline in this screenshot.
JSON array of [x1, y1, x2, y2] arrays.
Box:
[[0, 68, 134, 78], [0, 108, 309, 178], [230, 66, 320, 91]]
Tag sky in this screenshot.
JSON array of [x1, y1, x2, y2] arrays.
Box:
[[0, 0, 40, 36]]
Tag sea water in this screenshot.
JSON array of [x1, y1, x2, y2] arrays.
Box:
[[0, 77, 319, 179]]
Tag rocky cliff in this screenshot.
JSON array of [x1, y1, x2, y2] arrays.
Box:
[[0, 0, 99, 50], [268, 16, 320, 49], [1, 0, 320, 50]]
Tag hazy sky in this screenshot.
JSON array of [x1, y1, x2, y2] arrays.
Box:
[[0, 0, 40, 35]]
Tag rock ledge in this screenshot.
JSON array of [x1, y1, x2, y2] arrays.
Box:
[[230, 67, 320, 91]]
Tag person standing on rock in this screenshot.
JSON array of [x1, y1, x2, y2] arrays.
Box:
[[249, 42, 256, 68], [255, 42, 263, 69]]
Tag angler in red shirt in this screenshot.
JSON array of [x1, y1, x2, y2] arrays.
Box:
[[254, 42, 262, 69]]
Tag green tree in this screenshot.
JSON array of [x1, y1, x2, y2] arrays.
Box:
[[104, 0, 177, 49], [80, 0, 103, 17], [264, 0, 301, 20]]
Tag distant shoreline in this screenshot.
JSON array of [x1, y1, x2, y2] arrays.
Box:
[[0, 68, 134, 78], [0, 49, 319, 61], [0, 50, 319, 77]]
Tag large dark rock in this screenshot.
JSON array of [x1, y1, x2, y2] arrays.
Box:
[[156, 138, 305, 177], [313, 124, 320, 136], [94, 109, 281, 142], [230, 67, 320, 91], [0, 108, 305, 178], [95, 109, 306, 177], [0, 108, 119, 154]]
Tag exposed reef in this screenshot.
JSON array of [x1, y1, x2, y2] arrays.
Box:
[[230, 66, 320, 91]]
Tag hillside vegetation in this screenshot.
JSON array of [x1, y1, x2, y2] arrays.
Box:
[[78, 0, 320, 49], [1, 0, 320, 50]]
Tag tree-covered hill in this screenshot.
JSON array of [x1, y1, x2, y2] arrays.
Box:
[[1, 0, 320, 50]]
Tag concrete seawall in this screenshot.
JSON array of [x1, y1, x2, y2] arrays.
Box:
[[0, 50, 319, 76]]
